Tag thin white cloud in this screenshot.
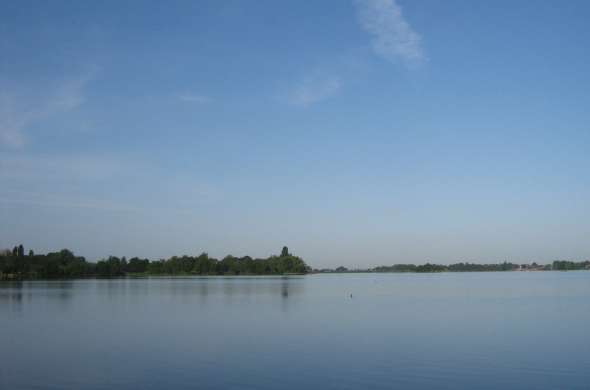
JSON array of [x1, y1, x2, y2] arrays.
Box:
[[0, 70, 96, 147], [0, 152, 218, 215], [0, 190, 145, 214], [0, 94, 30, 147], [289, 76, 341, 107], [50, 76, 91, 112], [0, 153, 128, 182], [355, 0, 425, 66], [179, 93, 213, 104]]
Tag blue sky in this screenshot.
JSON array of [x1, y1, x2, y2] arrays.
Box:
[[1, 0, 590, 267]]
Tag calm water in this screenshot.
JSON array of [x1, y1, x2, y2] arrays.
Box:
[[1, 272, 589, 389]]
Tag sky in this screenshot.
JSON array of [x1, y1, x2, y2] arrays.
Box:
[[1, 0, 590, 267]]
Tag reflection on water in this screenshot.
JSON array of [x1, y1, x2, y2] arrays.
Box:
[[0, 276, 304, 308], [1, 273, 590, 390], [0, 280, 75, 312], [0, 281, 26, 312]]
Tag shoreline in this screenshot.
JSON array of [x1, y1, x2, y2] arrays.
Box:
[[2, 269, 589, 282]]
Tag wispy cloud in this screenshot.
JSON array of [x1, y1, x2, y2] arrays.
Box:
[[0, 94, 30, 147], [0, 69, 96, 147], [49, 75, 92, 112], [355, 0, 425, 66], [289, 75, 341, 107], [0, 153, 127, 182], [178, 93, 213, 104], [0, 190, 146, 214], [0, 152, 218, 215]]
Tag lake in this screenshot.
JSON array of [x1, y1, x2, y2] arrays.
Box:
[[1, 272, 589, 389]]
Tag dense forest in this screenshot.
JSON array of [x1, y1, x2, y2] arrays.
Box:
[[0, 245, 310, 280]]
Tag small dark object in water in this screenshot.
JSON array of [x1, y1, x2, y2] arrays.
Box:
[[350, 294, 353, 298]]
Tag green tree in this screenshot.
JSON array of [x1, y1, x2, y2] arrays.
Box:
[[281, 246, 289, 257]]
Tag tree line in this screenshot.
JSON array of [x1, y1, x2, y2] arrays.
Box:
[[374, 262, 525, 272], [316, 260, 589, 273], [552, 260, 590, 271], [0, 245, 310, 280]]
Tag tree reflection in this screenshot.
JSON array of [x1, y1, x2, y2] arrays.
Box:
[[0, 281, 74, 312]]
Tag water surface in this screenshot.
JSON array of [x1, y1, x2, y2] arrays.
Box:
[[1, 272, 589, 389]]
